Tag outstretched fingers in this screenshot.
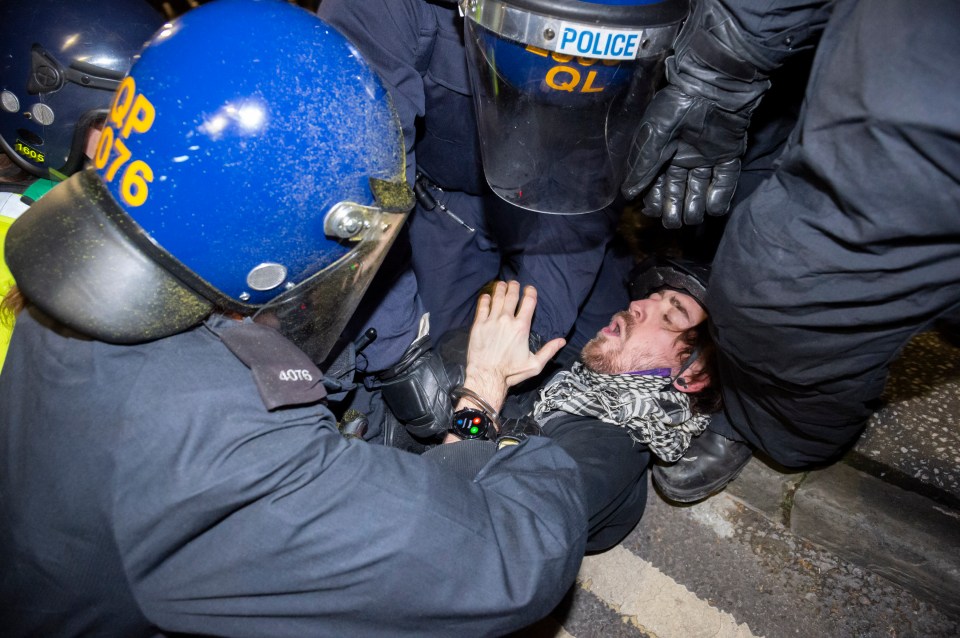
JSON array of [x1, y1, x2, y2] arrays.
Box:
[[515, 285, 538, 322], [474, 291, 492, 322], [485, 280, 506, 318], [487, 280, 520, 319], [504, 280, 522, 316]]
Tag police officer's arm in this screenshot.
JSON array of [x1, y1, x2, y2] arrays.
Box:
[[118, 394, 587, 636], [621, 0, 833, 227]]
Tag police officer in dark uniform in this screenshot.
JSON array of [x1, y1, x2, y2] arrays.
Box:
[[318, 0, 690, 350], [622, 0, 960, 498], [0, 2, 590, 635]]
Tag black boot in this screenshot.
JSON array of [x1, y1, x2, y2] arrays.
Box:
[[652, 429, 753, 503]]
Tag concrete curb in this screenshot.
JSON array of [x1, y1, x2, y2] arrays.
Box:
[[725, 457, 960, 617]]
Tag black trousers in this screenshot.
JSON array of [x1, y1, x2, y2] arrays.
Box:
[[710, 0, 960, 467], [540, 413, 651, 552]]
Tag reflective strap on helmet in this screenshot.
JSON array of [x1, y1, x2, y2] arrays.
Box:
[[464, 0, 682, 59]]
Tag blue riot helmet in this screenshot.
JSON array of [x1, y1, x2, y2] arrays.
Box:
[[0, 0, 165, 179], [5, 0, 414, 364], [462, 0, 688, 213]]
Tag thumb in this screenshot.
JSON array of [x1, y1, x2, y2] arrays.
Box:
[[623, 122, 674, 199], [505, 338, 566, 387], [533, 337, 566, 368]]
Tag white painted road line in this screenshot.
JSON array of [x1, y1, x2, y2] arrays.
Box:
[[577, 545, 759, 638]]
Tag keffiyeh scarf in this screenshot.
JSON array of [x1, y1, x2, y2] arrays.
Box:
[[532, 362, 710, 462]]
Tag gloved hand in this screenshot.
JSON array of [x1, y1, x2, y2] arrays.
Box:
[[378, 326, 464, 439], [621, 0, 784, 227]]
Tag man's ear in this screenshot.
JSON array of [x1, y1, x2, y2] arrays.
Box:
[[672, 373, 709, 394]]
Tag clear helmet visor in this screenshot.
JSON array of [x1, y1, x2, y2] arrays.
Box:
[[463, 0, 682, 214], [253, 179, 413, 364]]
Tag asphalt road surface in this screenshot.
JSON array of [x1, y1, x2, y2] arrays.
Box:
[[513, 477, 959, 638]]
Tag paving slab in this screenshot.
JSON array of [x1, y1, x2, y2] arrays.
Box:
[[852, 331, 960, 506]]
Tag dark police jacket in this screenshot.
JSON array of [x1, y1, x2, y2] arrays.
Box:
[[709, 0, 960, 465], [0, 309, 587, 637]]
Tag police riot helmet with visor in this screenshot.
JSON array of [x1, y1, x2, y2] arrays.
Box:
[[5, 0, 414, 364], [0, 0, 165, 179]]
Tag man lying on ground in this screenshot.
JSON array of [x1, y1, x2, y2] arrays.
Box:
[[385, 259, 721, 551]]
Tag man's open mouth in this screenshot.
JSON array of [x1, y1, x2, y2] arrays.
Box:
[[601, 314, 627, 339]]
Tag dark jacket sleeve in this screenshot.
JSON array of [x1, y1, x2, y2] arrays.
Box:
[[540, 412, 651, 553], [116, 350, 587, 637], [721, 0, 834, 58], [708, 0, 960, 466]]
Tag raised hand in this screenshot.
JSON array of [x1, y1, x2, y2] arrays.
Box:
[[462, 281, 565, 413]]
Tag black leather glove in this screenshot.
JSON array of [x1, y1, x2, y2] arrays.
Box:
[[378, 331, 464, 439], [495, 416, 543, 450], [622, 0, 786, 227]]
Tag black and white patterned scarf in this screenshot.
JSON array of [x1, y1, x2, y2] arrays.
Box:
[[532, 362, 709, 462]]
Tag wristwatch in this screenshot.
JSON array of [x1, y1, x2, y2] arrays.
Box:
[[451, 408, 494, 440]]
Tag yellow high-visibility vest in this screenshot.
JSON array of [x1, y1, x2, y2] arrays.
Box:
[[0, 180, 55, 373]]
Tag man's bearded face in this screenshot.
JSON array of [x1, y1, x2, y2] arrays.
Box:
[[581, 289, 707, 375]]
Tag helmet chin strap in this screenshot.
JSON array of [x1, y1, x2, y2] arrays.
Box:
[[662, 345, 702, 391], [626, 367, 672, 377]]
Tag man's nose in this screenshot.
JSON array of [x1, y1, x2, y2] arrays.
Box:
[[630, 294, 669, 317], [628, 298, 654, 318]]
